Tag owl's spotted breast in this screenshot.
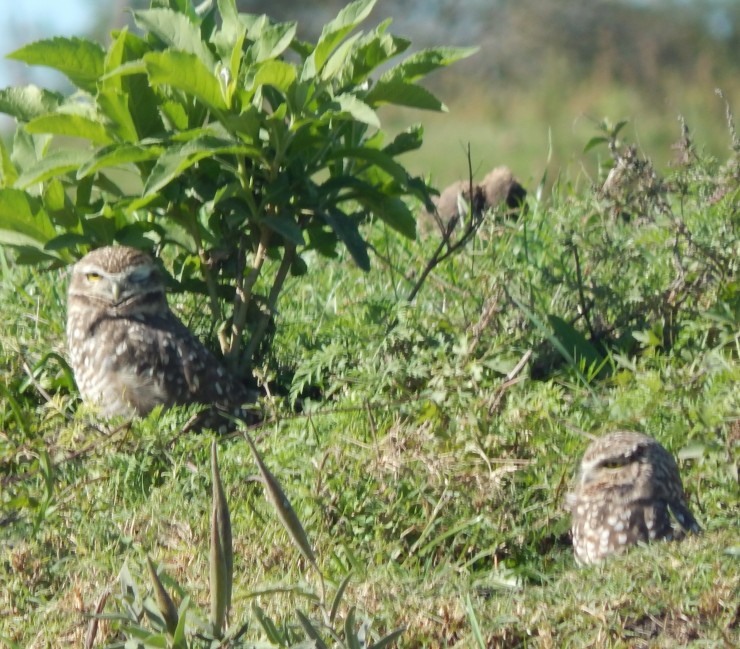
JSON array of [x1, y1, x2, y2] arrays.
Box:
[[66, 245, 253, 426]]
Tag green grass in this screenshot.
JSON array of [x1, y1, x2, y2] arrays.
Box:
[[1, 113, 739, 647]]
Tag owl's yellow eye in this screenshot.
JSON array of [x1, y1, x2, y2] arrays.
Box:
[[86, 272, 102, 282]]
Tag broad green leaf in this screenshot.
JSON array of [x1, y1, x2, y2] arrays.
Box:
[[260, 214, 305, 246], [380, 46, 478, 83], [159, 100, 189, 131], [291, 254, 308, 276], [6, 245, 63, 265], [322, 209, 370, 270], [303, 0, 376, 78], [336, 26, 410, 87], [103, 27, 128, 91], [0, 188, 56, 246], [547, 315, 605, 371], [366, 80, 446, 111], [76, 172, 93, 208], [252, 60, 297, 93], [143, 136, 258, 195], [10, 129, 50, 173], [363, 129, 384, 149], [331, 146, 408, 185], [0, 139, 18, 187], [210, 181, 243, 208], [304, 222, 337, 258], [25, 113, 113, 145], [120, 61, 165, 140], [612, 119, 629, 138], [211, 5, 248, 106], [100, 60, 148, 81], [8, 37, 105, 94], [77, 143, 165, 179], [0, 86, 64, 122], [334, 94, 379, 128], [320, 0, 376, 46], [43, 178, 67, 213], [145, 50, 227, 112], [251, 19, 298, 63], [15, 148, 90, 188], [227, 30, 247, 99], [133, 8, 216, 69], [169, 125, 231, 142], [319, 173, 375, 200], [214, 0, 242, 53], [97, 89, 140, 142], [509, 293, 594, 393], [383, 124, 424, 157], [366, 194, 416, 240], [583, 136, 609, 153], [112, 25, 151, 60], [158, 0, 199, 20], [321, 32, 362, 82]]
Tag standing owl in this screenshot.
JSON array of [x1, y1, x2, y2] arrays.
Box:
[[66, 245, 252, 426], [568, 431, 701, 565]]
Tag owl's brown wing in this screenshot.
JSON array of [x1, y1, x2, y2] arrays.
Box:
[[151, 315, 259, 432], [156, 315, 250, 407]]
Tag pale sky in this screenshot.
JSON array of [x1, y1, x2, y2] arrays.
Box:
[[0, 0, 95, 88], [0, 0, 97, 130]]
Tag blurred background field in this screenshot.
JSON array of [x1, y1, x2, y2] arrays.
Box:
[[2, 0, 739, 190]]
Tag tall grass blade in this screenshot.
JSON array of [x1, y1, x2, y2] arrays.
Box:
[[212, 440, 233, 609], [464, 593, 486, 649], [345, 606, 361, 649], [252, 603, 285, 645], [209, 440, 232, 637], [145, 556, 179, 636], [243, 431, 318, 569], [209, 512, 227, 638], [295, 609, 329, 649], [369, 627, 406, 649], [329, 572, 353, 624]]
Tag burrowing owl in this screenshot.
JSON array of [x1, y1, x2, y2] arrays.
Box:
[[66, 245, 251, 425], [568, 431, 700, 565]]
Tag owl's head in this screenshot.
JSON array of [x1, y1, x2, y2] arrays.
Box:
[[68, 246, 168, 316], [574, 431, 655, 496]]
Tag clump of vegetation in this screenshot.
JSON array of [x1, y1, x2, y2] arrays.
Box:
[[103, 439, 401, 648], [0, 0, 474, 376]]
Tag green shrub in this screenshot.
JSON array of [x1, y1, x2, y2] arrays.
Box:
[[0, 0, 475, 377]]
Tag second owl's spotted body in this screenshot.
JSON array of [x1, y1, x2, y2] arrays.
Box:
[[66, 245, 250, 420], [568, 431, 701, 565]]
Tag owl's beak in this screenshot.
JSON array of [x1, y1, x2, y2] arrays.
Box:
[[111, 281, 121, 301]]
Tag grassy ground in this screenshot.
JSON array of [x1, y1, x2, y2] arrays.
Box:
[[1, 104, 739, 647]]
